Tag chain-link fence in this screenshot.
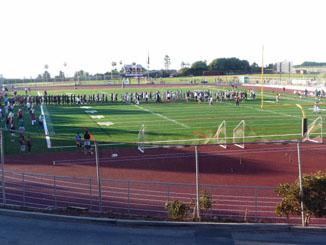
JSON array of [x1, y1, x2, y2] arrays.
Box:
[[1, 142, 326, 225]]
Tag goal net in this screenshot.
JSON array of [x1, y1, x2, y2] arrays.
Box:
[[215, 120, 227, 148], [233, 120, 245, 149], [138, 124, 145, 153], [304, 116, 323, 143]]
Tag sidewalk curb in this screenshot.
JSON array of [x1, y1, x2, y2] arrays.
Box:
[[0, 208, 325, 231]]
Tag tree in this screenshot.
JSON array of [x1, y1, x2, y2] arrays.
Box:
[[275, 171, 326, 225], [43, 71, 51, 81], [58, 71, 65, 81], [208, 57, 251, 74], [164, 55, 171, 70], [190, 60, 208, 76]]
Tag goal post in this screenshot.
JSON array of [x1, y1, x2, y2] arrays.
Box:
[[215, 120, 227, 148], [233, 120, 245, 149], [137, 124, 145, 153], [304, 116, 323, 143]]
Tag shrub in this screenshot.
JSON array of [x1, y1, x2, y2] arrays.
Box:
[[165, 200, 189, 220]]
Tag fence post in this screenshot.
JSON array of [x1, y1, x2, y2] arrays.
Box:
[[22, 173, 25, 207], [167, 183, 170, 203], [95, 142, 102, 212], [127, 180, 130, 216], [89, 178, 92, 211], [297, 142, 305, 227], [53, 176, 57, 209], [195, 146, 200, 221], [255, 188, 258, 222]]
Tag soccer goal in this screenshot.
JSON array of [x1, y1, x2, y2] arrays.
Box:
[[233, 120, 245, 149], [304, 116, 323, 143], [215, 120, 227, 148], [137, 124, 145, 153]]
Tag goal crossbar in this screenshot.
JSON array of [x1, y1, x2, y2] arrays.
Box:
[[233, 120, 245, 149], [138, 124, 145, 153], [304, 116, 323, 143], [215, 120, 227, 148]]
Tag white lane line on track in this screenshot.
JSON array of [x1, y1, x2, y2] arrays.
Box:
[[37, 91, 52, 148], [134, 104, 190, 129]]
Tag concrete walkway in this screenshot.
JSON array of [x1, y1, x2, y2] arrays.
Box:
[[0, 210, 326, 244]]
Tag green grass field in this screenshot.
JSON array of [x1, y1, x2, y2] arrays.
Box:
[[3, 85, 326, 155]]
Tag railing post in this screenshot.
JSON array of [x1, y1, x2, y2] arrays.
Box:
[[22, 173, 25, 207], [53, 176, 57, 209], [95, 142, 102, 212], [255, 188, 258, 222], [297, 141, 305, 227], [89, 178, 92, 211], [127, 180, 130, 216], [195, 146, 200, 221]]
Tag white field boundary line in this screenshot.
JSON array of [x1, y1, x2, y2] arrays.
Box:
[[37, 91, 52, 148], [134, 104, 190, 129], [140, 133, 302, 145]]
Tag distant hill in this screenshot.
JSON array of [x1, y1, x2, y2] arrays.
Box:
[[294, 61, 326, 68]]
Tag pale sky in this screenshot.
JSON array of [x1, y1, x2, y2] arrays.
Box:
[[0, 0, 325, 78]]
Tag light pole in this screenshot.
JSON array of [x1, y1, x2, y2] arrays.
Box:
[[63, 62, 67, 82]]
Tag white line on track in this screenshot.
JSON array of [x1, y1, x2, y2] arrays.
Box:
[[37, 91, 52, 148], [134, 104, 190, 129]]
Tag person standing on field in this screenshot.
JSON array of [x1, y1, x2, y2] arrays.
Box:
[[83, 129, 92, 155]]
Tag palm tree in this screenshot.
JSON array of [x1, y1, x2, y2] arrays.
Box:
[[164, 55, 171, 70]]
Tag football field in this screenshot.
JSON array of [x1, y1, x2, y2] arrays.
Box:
[[4, 85, 326, 154]]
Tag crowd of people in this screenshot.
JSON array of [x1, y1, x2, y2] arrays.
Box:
[[36, 89, 257, 106], [0, 92, 38, 152]]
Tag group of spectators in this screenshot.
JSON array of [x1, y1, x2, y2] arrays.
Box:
[[0, 92, 42, 152]]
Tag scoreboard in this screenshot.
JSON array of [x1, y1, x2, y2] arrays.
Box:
[[124, 64, 144, 77]]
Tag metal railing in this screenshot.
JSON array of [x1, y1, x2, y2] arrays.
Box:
[[1, 169, 325, 225]]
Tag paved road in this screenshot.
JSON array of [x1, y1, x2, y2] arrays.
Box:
[[0, 213, 326, 245]]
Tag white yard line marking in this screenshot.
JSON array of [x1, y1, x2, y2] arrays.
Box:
[[91, 115, 105, 119], [97, 122, 114, 126], [37, 91, 52, 148], [85, 110, 98, 114], [134, 104, 190, 129], [80, 106, 93, 109]]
